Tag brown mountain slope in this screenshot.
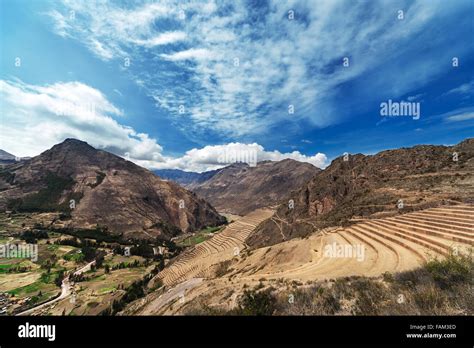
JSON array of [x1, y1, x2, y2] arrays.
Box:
[[247, 138, 474, 248], [188, 159, 320, 215], [0, 139, 225, 241]]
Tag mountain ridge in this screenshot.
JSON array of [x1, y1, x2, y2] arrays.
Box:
[[186, 159, 320, 215], [0, 138, 225, 241], [247, 138, 474, 248], [154, 168, 222, 186]]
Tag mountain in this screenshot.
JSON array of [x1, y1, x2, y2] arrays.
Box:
[[0, 149, 18, 165], [0, 150, 30, 165], [187, 159, 320, 215], [154, 168, 221, 186], [0, 139, 225, 241], [247, 138, 474, 248]]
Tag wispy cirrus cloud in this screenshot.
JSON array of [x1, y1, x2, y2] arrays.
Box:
[[45, 0, 473, 142], [446, 113, 474, 122], [429, 107, 474, 123], [46, 1, 186, 59], [443, 79, 474, 96]]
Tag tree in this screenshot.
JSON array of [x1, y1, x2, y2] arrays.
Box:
[[81, 245, 97, 262], [130, 242, 154, 258], [95, 254, 104, 268], [54, 271, 65, 287]]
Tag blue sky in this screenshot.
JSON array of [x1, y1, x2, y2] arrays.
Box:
[[1, 0, 473, 171]]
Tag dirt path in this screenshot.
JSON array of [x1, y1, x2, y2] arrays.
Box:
[[136, 278, 203, 315]]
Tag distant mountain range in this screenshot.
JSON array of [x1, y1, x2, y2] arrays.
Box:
[[248, 138, 474, 248], [3, 137, 472, 248], [187, 160, 320, 215], [157, 160, 320, 215], [0, 139, 225, 241], [0, 149, 29, 165], [154, 168, 221, 186]]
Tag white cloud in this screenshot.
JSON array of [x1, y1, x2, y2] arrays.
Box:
[[131, 31, 187, 47], [431, 107, 474, 123], [140, 143, 328, 172], [47, 9, 71, 37], [45, 1, 180, 60], [160, 48, 215, 61], [45, 0, 472, 140], [0, 79, 163, 162], [443, 80, 474, 96], [445, 112, 474, 122], [0, 79, 327, 172]]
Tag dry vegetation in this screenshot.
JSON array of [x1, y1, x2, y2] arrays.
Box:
[[185, 252, 473, 315]]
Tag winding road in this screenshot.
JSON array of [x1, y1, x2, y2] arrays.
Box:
[[16, 259, 96, 316]]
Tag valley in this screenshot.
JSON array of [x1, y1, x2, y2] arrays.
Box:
[[0, 211, 167, 315], [2, 2, 473, 344], [0, 138, 473, 316]]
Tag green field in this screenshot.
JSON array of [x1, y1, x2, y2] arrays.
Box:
[[0, 212, 167, 315], [177, 226, 223, 247], [63, 249, 84, 262], [97, 286, 117, 295]]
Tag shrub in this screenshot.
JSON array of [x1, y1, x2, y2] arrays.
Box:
[[88, 171, 106, 188], [215, 260, 231, 277], [20, 229, 49, 243], [235, 289, 277, 316], [412, 285, 446, 312], [424, 253, 472, 289]]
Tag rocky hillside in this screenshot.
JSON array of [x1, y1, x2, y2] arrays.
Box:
[[188, 159, 320, 215], [0, 139, 225, 241], [247, 138, 474, 248]]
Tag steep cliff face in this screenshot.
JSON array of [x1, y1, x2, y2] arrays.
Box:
[[0, 139, 226, 241]]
